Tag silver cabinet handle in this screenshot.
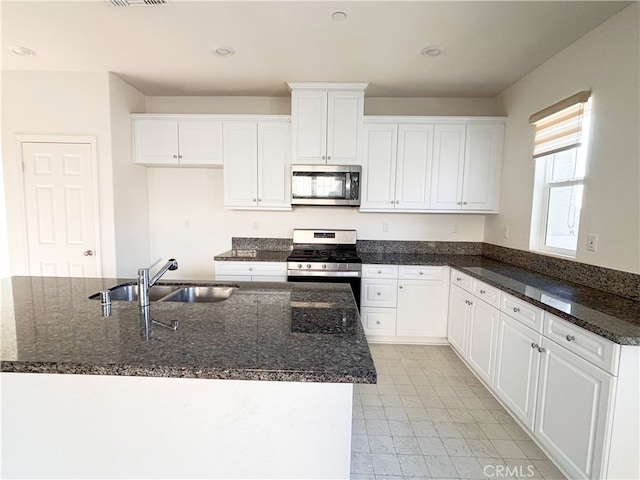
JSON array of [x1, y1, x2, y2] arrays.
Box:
[[419, 271, 424, 275], [83, 250, 94, 256], [390, 201, 395, 204], [327, 156, 331, 160], [321, 155, 326, 160], [513, 307, 520, 313], [377, 292, 381, 295], [377, 270, 382, 274], [480, 289, 485, 294], [395, 200, 400, 204], [566, 335, 575, 342], [456, 277, 462, 281], [252, 198, 257, 202], [258, 198, 262, 202], [173, 154, 178, 159], [463, 201, 468, 205], [457, 201, 462, 205], [248, 267, 253, 271], [531, 343, 538, 349], [538, 346, 546, 353], [178, 155, 183, 159], [376, 320, 380, 325], [399, 285, 404, 289]]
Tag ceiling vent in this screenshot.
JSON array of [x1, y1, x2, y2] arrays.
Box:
[[107, 0, 168, 6]]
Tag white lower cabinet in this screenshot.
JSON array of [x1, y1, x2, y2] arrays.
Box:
[[534, 337, 615, 480], [361, 265, 448, 343], [448, 269, 637, 480], [493, 312, 542, 431], [214, 261, 287, 282]]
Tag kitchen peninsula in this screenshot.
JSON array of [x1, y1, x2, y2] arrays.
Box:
[[1, 276, 375, 479]]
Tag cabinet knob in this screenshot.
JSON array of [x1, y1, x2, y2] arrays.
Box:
[[395, 200, 400, 204], [252, 198, 257, 202], [457, 201, 462, 205], [83, 250, 94, 256], [566, 335, 575, 342], [513, 307, 520, 313], [456, 277, 462, 281], [321, 155, 326, 160], [327, 156, 331, 160], [376, 320, 380, 325], [377, 270, 382, 274], [463, 201, 468, 205], [173, 155, 178, 159], [390, 201, 394, 204], [419, 271, 423, 275], [538, 346, 546, 353], [399, 285, 403, 289], [258, 198, 262, 202], [531, 343, 538, 349], [178, 155, 183, 159], [480, 289, 485, 294], [377, 292, 381, 296], [248, 267, 253, 271]]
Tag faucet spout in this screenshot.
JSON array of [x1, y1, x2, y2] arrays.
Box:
[[138, 258, 178, 307]]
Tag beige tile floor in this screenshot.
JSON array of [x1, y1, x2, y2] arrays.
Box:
[[351, 344, 566, 480]]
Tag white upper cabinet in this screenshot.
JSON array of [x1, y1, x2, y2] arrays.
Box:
[[223, 119, 291, 210], [133, 116, 223, 166], [431, 121, 504, 211], [288, 82, 367, 165], [360, 119, 433, 211]]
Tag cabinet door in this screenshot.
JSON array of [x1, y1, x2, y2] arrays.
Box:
[[360, 123, 397, 210], [430, 124, 465, 210], [396, 279, 447, 338], [134, 119, 179, 165], [223, 122, 258, 208], [493, 313, 542, 431], [178, 121, 223, 166], [461, 124, 504, 211], [361, 278, 398, 308], [394, 124, 433, 210], [291, 90, 327, 164], [466, 299, 500, 386], [327, 91, 363, 165], [535, 339, 614, 480], [448, 284, 469, 355], [257, 122, 291, 209], [361, 307, 397, 337]]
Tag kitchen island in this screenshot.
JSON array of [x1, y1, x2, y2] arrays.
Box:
[[1, 276, 375, 479]]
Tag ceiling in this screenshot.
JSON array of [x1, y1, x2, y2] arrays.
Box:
[[1, 0, 632, 97]]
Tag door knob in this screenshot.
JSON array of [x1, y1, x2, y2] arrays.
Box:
[[83, 250, 94, 256]]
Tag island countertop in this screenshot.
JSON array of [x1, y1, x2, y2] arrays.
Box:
[[0, 276, 376, 383]]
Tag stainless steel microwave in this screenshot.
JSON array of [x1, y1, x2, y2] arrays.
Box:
[[291, 165, 361, 206]]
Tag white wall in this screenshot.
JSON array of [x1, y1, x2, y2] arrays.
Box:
[[1, 71, 118, 276], [145, 96, 493, 280], [485, 3, 640, 274], [108, 74, 150, 277]]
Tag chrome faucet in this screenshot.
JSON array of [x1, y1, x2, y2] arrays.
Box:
[[137, 258, 178, 307]]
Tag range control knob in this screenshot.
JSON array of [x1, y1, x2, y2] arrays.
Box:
[[297, 264, 302, 269], [322, 264, 327, 269], [306, 264, 311, 269]]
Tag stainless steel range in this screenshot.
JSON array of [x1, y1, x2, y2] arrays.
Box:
[[287, 229, 362, 308]]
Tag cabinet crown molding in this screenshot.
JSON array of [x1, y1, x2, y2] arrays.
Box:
[[287, 82, 369, 91]]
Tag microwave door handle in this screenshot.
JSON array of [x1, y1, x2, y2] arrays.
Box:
[[345, 173, 351, 200]]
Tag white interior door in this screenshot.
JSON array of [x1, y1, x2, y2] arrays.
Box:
[[22, 142, 101, 277]]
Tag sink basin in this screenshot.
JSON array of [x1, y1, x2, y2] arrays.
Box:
[[89, 284, 180, 302], [159, 286, 237, 303]]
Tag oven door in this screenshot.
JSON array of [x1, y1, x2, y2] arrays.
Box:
[[287, 274, 361, 310]]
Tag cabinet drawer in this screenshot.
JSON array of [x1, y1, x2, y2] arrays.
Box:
[[544, 313, 620, 375], [361, 278, 398, 307], [399, 265, 445, 281], [215, 261, 286, 277], [361, 307, 397, 336], [450, 269, 472, 291], [362, 264, 399, 279], [501, 294, 544, 332], [472, 279, 501, 308]]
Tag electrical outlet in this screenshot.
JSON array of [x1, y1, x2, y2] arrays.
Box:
[[503, 226, 510, 239], [587, 233, 598, 252], [382, 222, 389, 232]]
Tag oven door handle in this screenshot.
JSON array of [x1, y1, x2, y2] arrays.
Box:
[[287, 270, 361, 278]]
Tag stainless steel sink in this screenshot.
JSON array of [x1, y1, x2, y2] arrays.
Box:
[[89, 283, 237, 303], [89, 284, 180, 302], [159, 286, 237, 303]]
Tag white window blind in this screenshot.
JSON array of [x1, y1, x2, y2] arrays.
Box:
[[529, 91, 591, 159]]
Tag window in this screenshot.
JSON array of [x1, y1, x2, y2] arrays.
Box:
[[530, 92, 591, 257]]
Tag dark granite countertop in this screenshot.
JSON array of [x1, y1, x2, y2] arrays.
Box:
[[0, 276, 376, 383], [214, 249, 290, 262]]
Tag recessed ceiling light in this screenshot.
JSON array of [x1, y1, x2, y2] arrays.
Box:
[[421, 45, 443, 57], [213, 46, 235, 57], [331, 11, 347, 21], [7, 45, 37, 57]]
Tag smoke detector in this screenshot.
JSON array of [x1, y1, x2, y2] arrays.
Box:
[[107, 0, 168, 6]]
